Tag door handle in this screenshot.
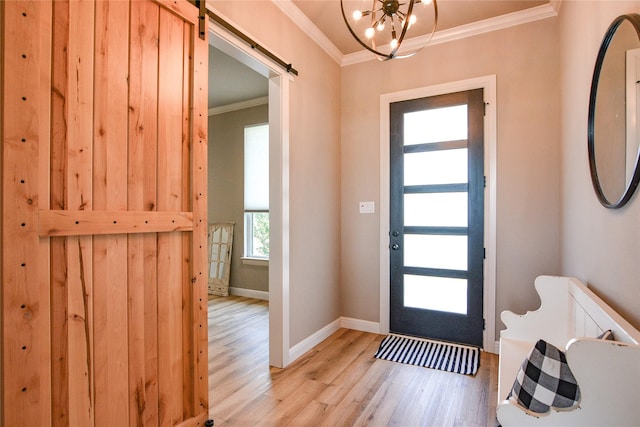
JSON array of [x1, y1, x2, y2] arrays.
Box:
[[391, 244, 400, 250]]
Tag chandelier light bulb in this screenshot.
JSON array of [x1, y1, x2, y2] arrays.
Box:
[[390, 38, 398, 49], [376, 22, 385, 31], [408, 14, 417, 26], [352, 10, 362, 21], [365, 27, 375, 39]]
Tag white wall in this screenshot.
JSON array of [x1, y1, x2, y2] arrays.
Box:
[[560, 1, 640, 329]]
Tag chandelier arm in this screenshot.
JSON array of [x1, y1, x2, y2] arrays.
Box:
[[389, 0, 414, 57], [393, 0, 438, 59]]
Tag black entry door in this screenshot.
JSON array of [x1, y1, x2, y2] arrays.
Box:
[[389, 89, 484, 347]]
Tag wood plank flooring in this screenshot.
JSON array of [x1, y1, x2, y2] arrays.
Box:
[[208, 296, 499, 427]]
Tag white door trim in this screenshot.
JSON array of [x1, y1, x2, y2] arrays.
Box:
[[379, 75, 497, 352], [208, 13, 293, 367]]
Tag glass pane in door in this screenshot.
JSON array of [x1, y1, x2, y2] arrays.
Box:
[[404, 275, 468, 314], [404, 149, 468, 185], [404, 193, 468, 227], [404, 105, 468, 145], [404, 234, 467, 270]]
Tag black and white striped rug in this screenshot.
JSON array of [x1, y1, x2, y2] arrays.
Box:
[[374, 334, 480, 375]]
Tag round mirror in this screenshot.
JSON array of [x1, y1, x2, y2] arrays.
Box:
[[588, 14, 640, 208]]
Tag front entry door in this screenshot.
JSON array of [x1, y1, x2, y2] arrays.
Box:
[[389, 89, 484, 347]]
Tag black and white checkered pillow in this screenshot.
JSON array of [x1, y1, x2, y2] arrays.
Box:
[[508, 339, 581, 413]]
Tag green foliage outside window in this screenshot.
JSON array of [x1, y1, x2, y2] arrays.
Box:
[[253, 212, 269, 257]]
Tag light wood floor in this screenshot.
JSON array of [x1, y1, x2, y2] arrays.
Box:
[[208, 295, 499, 427]]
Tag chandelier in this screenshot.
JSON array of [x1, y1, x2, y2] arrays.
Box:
[[340, 0, 438, 60]]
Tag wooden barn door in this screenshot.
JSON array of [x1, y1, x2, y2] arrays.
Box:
[[1, 1, 209, 426]]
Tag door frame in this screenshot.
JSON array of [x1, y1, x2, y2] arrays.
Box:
[[208, 12, 294, 368], [379, 76, 497, 352]]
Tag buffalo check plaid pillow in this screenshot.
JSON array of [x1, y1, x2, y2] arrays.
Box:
[[508, 339, 581, 413]]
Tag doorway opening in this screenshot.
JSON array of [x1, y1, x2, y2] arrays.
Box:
[[379, 76, 497, 352], [207, 45, 269, 299], [208, 20, 292, 368]]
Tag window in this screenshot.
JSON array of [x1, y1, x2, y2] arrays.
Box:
[[244, 123, 269, 259], [245, 212, 269, 258]]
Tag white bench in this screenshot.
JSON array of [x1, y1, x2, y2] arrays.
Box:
[[497, 275, 640, 426]]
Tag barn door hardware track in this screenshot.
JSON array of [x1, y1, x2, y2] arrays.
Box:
[[191, 0, 299, 76]]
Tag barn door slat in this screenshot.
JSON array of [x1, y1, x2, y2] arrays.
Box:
[[50, 0, 97, 425], [92, 0, 132, 424], [1, 1, 53, 425], [128, 1, 161, 424]]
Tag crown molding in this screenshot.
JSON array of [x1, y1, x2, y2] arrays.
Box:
[[272, 0, 344, 65], [550, 0, 563, 14], [208, 96, 269, 116], [270, 1, 559, 68]]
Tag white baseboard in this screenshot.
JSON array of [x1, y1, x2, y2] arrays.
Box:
[[340, 317, 381, 334], [287, 315, 496, 365], [289, 318, 341, 362], [228, 286, 269, 301], [288, 316, 382, 364]]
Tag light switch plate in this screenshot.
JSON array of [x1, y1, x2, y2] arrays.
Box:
[[359, 201, 375, 214]]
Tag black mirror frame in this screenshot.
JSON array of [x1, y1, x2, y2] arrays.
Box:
[[588, 13, 640, 209]]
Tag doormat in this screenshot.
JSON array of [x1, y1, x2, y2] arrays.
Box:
[[374, 334, 480, 375]]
